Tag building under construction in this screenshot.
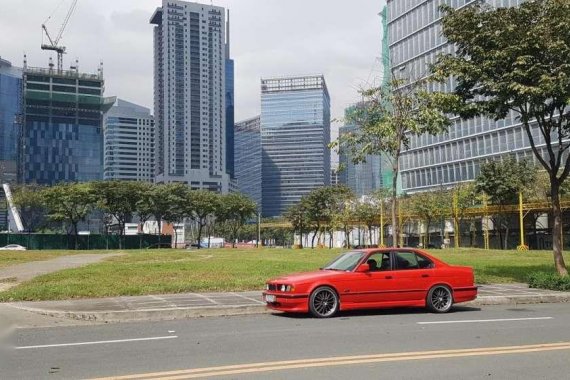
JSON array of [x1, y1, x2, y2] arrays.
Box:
[[19, 61, 114, 185]]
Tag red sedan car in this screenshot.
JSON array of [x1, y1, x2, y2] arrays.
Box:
[[263, 248, 477, 318]]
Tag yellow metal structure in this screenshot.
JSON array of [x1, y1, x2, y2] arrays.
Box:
[[517, 192, 529, 251]]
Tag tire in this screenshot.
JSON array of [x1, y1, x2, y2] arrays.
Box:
[[309, 286, 339, 318], [426, 285, 453, 313]]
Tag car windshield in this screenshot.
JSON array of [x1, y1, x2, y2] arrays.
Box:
[[322, 251, 365, 271]]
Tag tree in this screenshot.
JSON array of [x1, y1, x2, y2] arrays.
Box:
[[43, 183, 97, 249], [303, 186, 352, 248], [354, 200, 381, 247], [11, 184, 47, 233], [91, 181, 144, 248], [432, 0, 570, 274], [134, 182, 155, 232], [136, 183, 186, 243], [331, 80, 451, 247], [285, 202, 310, 248], [409, 189, 449, 245], [218, 193, 257, 248], [187, 190, 219, 249], [475, 158, 536, 249], [450, 183, 478, 247]]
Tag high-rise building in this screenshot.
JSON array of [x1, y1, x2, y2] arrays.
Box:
[[0, 58, 22, 185], [388, 0, 531, 193], [225, 12, 235, 180], [150, 0, 230, 192], [234, 116, 261, 209], [19, 62, 112, 185], [103, 99, 155, 182], [261, 75, 331, 217], [338, 123, 382, 197]]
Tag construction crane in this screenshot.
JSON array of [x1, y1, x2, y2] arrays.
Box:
[[41, 0, 79, 72]]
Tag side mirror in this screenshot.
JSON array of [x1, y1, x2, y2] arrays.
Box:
[[356, 263, 370, 273]]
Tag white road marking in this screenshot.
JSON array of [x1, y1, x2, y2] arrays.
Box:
[[14, 335, 178, 350], [231, 292, 266, 305], [418, 317, 553, 325]]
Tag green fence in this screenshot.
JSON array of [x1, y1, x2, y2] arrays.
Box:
[[0, 234, 172, 250]]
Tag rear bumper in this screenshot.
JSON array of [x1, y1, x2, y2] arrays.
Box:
[[453, 286, 478, 303], [262, 292, 309, 313]]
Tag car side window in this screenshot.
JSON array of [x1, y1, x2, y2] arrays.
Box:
[[366, 253, 391, 271], [416, 253, 435, 269], [394, 252, 420, 270]]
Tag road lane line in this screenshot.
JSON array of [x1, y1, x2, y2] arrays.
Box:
[[91, 342, 570, 380], [14, 335, 178, 350], [417, 317, 553, 325]]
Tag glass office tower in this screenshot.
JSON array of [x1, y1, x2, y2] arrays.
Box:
[[234, 116, 262, 209], [0, 58, 22, 185], [338, 122, 382, 197], [104, 99, 155, 182], [261, 75, 331, 217], [20, 65, 112, 185], [387, 0, 530, 193]]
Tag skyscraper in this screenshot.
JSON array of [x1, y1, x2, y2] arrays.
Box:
[[225, 11, 235, 180], [150, 0, 230, 192], [338, 114, 382, 197], [261, 75, 331, 217], [387, 0, 531, 193], [104, 99, 155, 182], [0, 57, 22, 185], [19, 62, 112, 185], [234, 116, 261, 209]]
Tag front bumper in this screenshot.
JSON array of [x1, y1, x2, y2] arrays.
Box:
[[262, 292, 310, 313]]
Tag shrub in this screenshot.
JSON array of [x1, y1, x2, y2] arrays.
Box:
[[528, 272, 570, 292]]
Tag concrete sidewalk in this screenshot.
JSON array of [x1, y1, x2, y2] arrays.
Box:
[[4, 284, 570, 323]]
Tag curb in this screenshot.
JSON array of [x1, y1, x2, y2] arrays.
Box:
[[7, 293, 570, 323], [6, 304, 269, 323]]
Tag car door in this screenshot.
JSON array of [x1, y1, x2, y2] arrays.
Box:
[[343, 252, 394, 306], [389, 251, 435, 302]]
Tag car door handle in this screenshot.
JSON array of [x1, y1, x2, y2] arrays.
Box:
[[385, 275, 393, 279], [421, 274, 430, 278]]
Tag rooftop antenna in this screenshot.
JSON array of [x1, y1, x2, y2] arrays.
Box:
[[41, 0, 79, 72]]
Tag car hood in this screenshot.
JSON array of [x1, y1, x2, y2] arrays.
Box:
[[269, 270, 342, 284]]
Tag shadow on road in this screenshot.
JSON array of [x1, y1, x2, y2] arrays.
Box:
[[271, 305, 481, 320]]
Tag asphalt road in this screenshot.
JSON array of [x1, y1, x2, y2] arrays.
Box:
[[2, 303, 570, 379]]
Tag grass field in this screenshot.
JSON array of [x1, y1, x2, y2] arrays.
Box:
[[0, 247, 567, 302]]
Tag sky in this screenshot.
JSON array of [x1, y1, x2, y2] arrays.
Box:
[[0, 0, 386, 129]]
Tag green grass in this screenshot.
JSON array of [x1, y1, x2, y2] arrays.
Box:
[[0, 248, 567, 302], [0, 250, 116, 269]]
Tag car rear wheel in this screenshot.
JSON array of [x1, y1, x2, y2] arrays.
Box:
[[426, 285, 453, 313], [309, 286, 339, 318]]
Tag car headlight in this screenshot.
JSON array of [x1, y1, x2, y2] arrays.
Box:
[[280, 285, 295, 292]]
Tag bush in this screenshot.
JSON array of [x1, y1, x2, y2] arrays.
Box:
[[528, 272, 570, 291]]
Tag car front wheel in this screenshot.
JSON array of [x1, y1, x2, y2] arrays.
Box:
[[309, 286, 339, 318], [426, 285, 453, 313]]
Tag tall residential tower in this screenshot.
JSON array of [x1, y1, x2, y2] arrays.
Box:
[[150, 0, 230, 192], [261, 75, 331, 217]]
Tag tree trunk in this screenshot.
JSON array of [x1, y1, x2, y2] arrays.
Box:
[[197, 222, 203, 249], [311, 224, 319, 249], [73, 222, 79, 250], [551, 182, 568, 276], [391, 160, 399, 247]]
